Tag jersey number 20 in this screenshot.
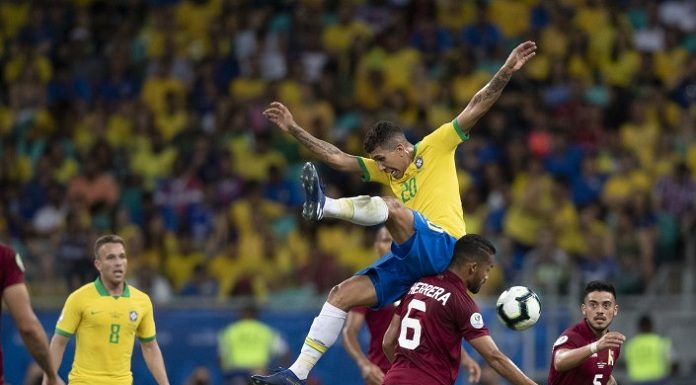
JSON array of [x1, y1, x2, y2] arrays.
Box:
[[398, 299, 426, 350]]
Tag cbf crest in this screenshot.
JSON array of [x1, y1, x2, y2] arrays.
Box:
[[129, 311, 138, 322], [415, 156, 424, 169]]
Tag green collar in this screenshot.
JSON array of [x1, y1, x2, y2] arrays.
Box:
[[95, 277, 130, 298]]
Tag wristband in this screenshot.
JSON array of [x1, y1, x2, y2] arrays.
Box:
[[590, 342, 598, 354]]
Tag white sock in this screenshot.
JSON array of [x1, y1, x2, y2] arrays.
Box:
[[322, 196, 389, 226], [288, 302, 347, 380]]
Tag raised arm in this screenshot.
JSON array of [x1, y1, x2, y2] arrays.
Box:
[[553, 331, 625, 372], [3, 283, 64, 385], [455, 41, 536, 136], [263, 102, 362, 173], [469, 335, 537, 385], [343, 310, 385, 385]]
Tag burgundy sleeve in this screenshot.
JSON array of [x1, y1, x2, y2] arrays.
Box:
[[1, 245, 25, 290], [552, 331, 582, 354], [457, 296, 489, 341]]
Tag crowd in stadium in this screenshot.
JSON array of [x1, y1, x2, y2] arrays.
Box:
[[1, 0, 695, 303]]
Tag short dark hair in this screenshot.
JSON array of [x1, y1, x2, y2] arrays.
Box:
[[94, 234, 126, 260], [363, 121, 407, 154], [581, 280, 616, 303], [638, 314, 653, 331], [450, 234, 496, 267]]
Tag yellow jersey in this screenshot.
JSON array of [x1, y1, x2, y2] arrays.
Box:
[[55, 278, 157, 385], [358, 120, 468, 238]]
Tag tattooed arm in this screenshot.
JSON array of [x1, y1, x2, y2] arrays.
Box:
[[454, 41, 537, 135], [263, 102, 361, 173]]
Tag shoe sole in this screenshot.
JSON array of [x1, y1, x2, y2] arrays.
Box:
[[301, 163, 321, 221], [251, 376, 302, 385]]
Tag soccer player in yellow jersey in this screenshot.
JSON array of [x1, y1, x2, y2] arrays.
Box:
[[47, 235, 170, 385], [254, 41, 536, 385]]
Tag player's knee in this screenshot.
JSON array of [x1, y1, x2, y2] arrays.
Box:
[[327, 283, 354, 311], [382, 196, 405, 215]]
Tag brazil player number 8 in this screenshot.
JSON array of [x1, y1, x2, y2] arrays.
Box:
[[109, 323, 121, 344], [398, 299, 426, 350]]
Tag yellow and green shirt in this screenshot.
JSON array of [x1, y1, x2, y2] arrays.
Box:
[[358, 120, 469, 238], [55, 278, 156, 385]]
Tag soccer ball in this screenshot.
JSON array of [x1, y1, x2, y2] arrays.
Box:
[[496, 286, 541, 331]]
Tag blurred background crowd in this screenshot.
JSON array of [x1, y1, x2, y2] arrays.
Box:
[[1, 0, 695, 305]]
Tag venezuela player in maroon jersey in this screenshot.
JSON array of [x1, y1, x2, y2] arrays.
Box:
[[383, 234, 538, 385], [548, 281, 625, 385]]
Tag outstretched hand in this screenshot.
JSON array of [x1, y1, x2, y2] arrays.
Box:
[[462, 355, 482, 383], [504, 41, 537, 72], [263, 101, 296, 132], [597, 331, 626, 352]]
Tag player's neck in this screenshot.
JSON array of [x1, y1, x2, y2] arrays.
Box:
[[101, 277, 125, 296]]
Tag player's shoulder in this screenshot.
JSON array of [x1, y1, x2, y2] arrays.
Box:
[[67, 281, 100, 302], [422, 121, 455, 142], [555, 321, 587, 346], [0, 243, 16, 261], [126, 283, 152, 302], [75, 281, 99, 295]]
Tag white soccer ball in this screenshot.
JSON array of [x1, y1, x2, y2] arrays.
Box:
[[496, 286, 541, 331]]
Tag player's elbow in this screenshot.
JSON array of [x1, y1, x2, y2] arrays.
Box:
[[17, 319, 43, 341], [324, 153, 357, 174], [382, 338, 396, 362], [342, 326, 356, 340], [485, 349, 509, 369], [553, 354, 571, 372]]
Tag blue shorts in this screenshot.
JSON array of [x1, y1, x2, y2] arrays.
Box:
[[356, 210, 458, 308]]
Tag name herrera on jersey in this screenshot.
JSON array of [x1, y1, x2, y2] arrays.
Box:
[[408, 282, 451, 305]]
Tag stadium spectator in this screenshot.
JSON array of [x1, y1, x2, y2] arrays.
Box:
[[0, 2, 692, 361]]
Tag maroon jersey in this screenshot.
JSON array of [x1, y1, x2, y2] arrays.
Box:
[[384, 271, 489, 385], [0, 243, 26, 383], [351, 304, 396, 373], [548, 319, 621, 385]]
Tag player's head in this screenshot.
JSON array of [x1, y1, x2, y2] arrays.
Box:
[[240, 301, 259, 319], [637, 314, 653, 333], [373, 226, 393, 256], [363, 121, 412, 179], [93, 234, 128, 286], [581, 280, 618, 332], [449, 234, 496, 293]]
